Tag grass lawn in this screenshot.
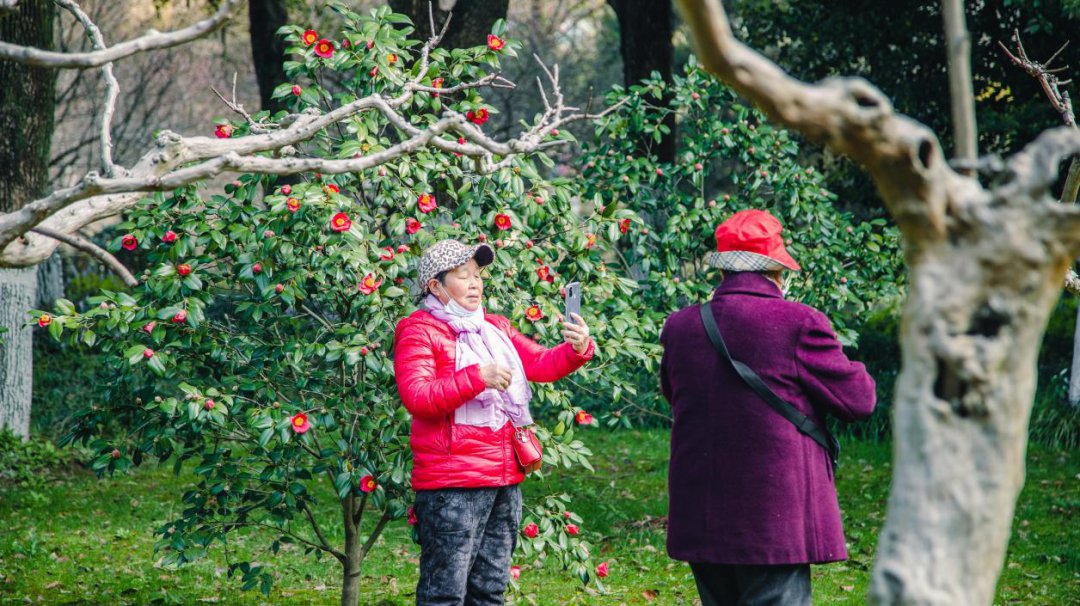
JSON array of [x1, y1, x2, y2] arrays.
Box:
[[1, 430, 1076, 605]]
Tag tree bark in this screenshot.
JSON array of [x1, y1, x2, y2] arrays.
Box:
[[0, 0, 56, 440], [387, 0, 508, 50], [248, 0, 290, 114], [340, 495, 362, 606], [607, 0, 675, 163], [941, 0, 977, 172], [675, 0, 1080, 603]]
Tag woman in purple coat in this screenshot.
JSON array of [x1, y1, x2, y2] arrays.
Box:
[[661, 209, 876, 605]]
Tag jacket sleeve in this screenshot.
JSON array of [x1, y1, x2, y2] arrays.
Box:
[[497, 316, 595, 383], [393, 318, 487, 419], [659, 317, 673, 404], [795, 311, 877, 421]]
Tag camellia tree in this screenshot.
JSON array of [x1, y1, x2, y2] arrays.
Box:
[[576, 58, 905, 424], [30, 4, 645, 603]]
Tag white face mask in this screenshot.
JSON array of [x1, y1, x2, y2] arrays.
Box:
[[436, 282, 481, 318]]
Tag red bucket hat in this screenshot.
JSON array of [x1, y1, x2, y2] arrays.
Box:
[[705, 209, 801, 271]]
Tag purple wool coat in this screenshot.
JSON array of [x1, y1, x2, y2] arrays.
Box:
[[661, 272, 876, 565]]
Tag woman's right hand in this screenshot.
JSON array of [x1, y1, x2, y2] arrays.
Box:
[[480, 364, 513, 391]]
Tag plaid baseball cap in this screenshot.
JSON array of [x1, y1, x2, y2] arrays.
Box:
[[418, 239, 495, 292], [704, 209, 801, 272]]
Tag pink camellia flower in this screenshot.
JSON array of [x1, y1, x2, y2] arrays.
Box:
[[466, 108, 490, 125], [290, 412, 311, 434], [509, 566, 521, 580], [204, 399, 215, 410], [487, 34, 505, 51], [494, 213, 512, 231], [596, 561, 609, 578], [359, 474, 377, 493], [112, 449, 121, 459], [694, 162, 704, 171], [397, 244, 409, 254], [162, 230, 177, 244], [358, 273, 383, 295], [291, 85, 302, 97], [37, 314, 51, 328], [407, 506, 418, 526], [302, 29, 318, 46], [417, 193, 437, 213], [575, 410, 594, 425], [286, 197, 301, 212], [280, 184, 292, 195], [176, 263, 192, 277], [143, 321, 156, 333], [172, 310, 187, 323], [585, 233, 596, 250], [369, 65, 379, 78], [143, 348, 155, 359], [263, 230, 274, 238], [121, 234, 138, 250], [525, 305, 543, 322], [275, 283, 284, 294], [379, 247, 395, 261], [214, 124, 233, 139], [252, 263, 263, 274], [406, 218, 423, 234], [330, 212, 352, 232], [619, 218, 631, 234], [566, 524, 579, 536], [522, 523, 539, 538], [314, 38, 334, 58]]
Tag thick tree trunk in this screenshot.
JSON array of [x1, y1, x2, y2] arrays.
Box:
[[607, 0, 675, 163], [0, 0, 56, 440], [35, 251, 64, 309], [248, 0, 289, 114], [387, 0, 508, 50]]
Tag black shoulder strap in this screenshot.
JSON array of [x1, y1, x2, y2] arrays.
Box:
[[699, 303, 839, 467]]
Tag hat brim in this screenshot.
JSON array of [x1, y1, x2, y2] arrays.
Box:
[[705, 250, 800, 272]]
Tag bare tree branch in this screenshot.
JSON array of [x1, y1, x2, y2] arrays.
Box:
[[942, 0, 977, 173], [28, 226, 137, 287], [0, 0, 245, 69]]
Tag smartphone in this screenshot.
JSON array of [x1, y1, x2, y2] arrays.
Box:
[[564, 282, 582, 325]]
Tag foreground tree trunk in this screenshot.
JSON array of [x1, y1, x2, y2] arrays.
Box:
[[0, 0, 56, 439], [607, 0, 675, 163], [677, 0, 1080, 603]]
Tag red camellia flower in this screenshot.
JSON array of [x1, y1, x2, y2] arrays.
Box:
[[291, 85, 302, 96], [314, 38, 335, 58], [330, 212, 352, 232], [302, 29, 318, 46], [380, 247, 395, 261], [525, 305, 543, 322], [358, 273, 383, 295], [397, 244, 409, 254], [509, 566, 521, 580], [575, 410, 594, 425], [522, 523, 539, 538], [596, 562, 609, 578], [172, 310, 187, 323], [417, 193, 437, 213], [466, 107, 490, 125], [38, 314, 51, 328], [290, 412, 311, 434], [387, 53, 397, 64], [214, 124, 233, 139], [406, 218, 423, 234], [176, 263, 192, 277], [162, 230, 177, 244], [494, 213, 512, 231], [563, 511, 572, 519], [566, 524, 579, 536], [487, 34, 505, 51], [585, 233, 597, 250], [143, 321, 156, 333], [536, 265, 552, 282], [280, 184, 292, 195], [143, 348, 155, 359], [252, 263, 263, 274], [619, 218, 631, 234], [431, 77, 443, 96], [324, 183, 340, 194], [275, 283, 284, 294], [112, 449, 121, 459], [286, 197, 301, 212], [407, 506, 418, 526], [359, 474, 378, 493], [121, 234, 138, 250], [369, 65, 379, 77]]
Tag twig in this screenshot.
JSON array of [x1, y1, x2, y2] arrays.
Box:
[[29, 226, 137, 286]]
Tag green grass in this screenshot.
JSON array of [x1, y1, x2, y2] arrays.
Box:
[[1, 430, 1076, 605]]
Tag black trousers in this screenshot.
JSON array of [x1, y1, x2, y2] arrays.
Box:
[[690, 562, 811, 606]]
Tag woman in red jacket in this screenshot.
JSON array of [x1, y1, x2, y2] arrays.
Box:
[[394, 238, 594, 606]]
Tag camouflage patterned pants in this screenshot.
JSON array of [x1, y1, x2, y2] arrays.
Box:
[[414, 485, 522, 606]]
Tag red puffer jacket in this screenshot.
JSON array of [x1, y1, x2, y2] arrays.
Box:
[[394, 309, 594, 490]]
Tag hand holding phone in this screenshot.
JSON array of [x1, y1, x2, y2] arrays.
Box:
[[564, 282, 582, 325]]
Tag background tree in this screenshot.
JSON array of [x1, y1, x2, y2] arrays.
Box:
[[679, 0, 1080, 603], [386, 0, 508, 51]]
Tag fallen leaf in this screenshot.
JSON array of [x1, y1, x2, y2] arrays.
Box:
[[841, 585, 854, 592], [642, 589, 659, 601], [43, 582, 61, 590]]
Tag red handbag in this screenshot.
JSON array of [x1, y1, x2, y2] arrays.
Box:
[[512, 426, 543, 474]]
